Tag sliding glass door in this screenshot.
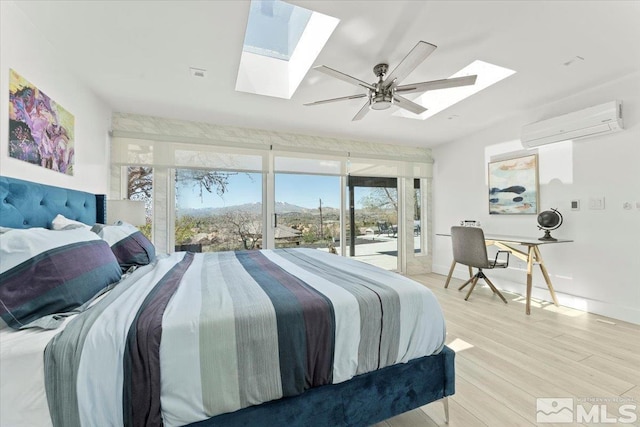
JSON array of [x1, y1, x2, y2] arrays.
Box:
[[347, 176, 398, 271], [114, 137, 430, 274]]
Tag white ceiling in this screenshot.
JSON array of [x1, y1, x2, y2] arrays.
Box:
[[13, 0, 640, 148]]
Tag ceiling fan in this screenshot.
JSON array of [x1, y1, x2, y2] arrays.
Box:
[[305, 41, 477, 121]]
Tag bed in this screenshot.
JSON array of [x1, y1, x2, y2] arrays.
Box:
[[0, 175, 455, 427]]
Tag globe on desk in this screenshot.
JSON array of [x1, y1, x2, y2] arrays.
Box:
[[537, 208, 563, 241]]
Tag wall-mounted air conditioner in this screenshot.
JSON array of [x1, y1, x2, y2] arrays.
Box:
[[521, 100, 623, 148]]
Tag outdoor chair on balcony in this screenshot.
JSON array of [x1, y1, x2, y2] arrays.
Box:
[[175, 243, 203, 253], [377, 221, 397, 237]]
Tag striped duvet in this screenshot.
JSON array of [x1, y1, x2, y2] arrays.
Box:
[[44, 248, 446, 427]]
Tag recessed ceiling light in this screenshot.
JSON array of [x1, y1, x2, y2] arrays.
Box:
[[394, 60, 516, 120]]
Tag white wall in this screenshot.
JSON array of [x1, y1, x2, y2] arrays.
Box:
[[0, 1, 111, 194], [432, 72, 640, 324]]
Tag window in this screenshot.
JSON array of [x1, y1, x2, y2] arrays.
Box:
[[275, 173, 341, 250], [174, 169, 263, 252], [126, 166, 153, 240], [112, 133, 432, 273]]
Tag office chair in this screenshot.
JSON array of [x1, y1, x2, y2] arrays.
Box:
[[450, 226, 510, 303]]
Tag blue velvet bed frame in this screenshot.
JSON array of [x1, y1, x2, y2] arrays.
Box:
[[0, 175, 455, 427], [0, 176, 105, 228]]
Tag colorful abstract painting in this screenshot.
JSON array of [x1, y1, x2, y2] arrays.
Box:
[[488, 154, 538, 214], [8, 69, 74, 175]]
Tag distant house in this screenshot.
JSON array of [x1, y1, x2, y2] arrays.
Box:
[[240, 224, 302, 249], [274, 225, 302, 247]]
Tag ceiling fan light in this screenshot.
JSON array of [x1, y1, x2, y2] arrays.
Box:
[[370, 101, 391, 110], [370, 93, 393, 110]]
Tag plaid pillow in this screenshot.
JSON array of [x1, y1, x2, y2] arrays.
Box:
[[92, 222, 156, 271], [0, 227, 122, 329]]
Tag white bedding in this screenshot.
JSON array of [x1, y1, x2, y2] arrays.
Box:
[[1, 321, 65, 426], [1, 291, 110, 427], [1, 249, 446, 427]]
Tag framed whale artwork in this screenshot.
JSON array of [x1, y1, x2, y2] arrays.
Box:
[[488, 154, 538, 214]]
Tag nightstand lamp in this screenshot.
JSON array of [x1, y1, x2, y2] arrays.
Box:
[[106, 199, 146, 226]]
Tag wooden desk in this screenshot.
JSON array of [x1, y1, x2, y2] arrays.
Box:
[[438, 233, 573, 315]]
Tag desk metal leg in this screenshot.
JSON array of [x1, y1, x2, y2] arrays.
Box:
[[534, 246, 559, 306], [526, 246, 535, 315], [444, 261, 456, 288]]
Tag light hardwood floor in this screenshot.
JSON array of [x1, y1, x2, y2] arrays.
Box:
[[374, 273, 640, 427]]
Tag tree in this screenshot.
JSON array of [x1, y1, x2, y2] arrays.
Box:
[[223, 211, 262, 250], [127, 166, 153, 199], [174, 215, 199, 245], [176, 169, 235, 200], [126, 166, 154, 238], [414, 187, 421, 220], [127, 167, 234, 201], [360, 187, 397, 211], [127, 167, 236, 243]]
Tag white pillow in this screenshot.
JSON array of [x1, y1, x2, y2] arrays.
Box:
[[51, 214, 91, 230]]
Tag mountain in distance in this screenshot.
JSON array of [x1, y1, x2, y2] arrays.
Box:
[[178, 201, 340, 217]]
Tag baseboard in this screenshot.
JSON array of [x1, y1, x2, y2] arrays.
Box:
[[431, 263, 640, 325]]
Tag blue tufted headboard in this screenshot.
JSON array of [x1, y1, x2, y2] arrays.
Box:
[[0, 176, 106, 229]]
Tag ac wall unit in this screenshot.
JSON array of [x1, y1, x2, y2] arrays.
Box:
[[521, 100, 623, 148]]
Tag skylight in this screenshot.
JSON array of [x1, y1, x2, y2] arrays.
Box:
[[236, 0, 339, 99], [394, 60, 516, 120], [243, 1, 312, 61]]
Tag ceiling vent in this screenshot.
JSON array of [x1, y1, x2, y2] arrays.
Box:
[[521, 101, 623, 148], [189, 67, 207, 78]]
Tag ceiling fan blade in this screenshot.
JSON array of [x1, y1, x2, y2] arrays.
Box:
[[383, 41, 437, 88], [304, 93, 368, 106], [395, 75, 478, 94], [393, 95, 427, 115], [314, 65, 376, 91], [352, 100, 371, 121]]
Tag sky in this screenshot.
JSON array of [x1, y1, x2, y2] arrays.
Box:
[[176, 172, 345, 210]]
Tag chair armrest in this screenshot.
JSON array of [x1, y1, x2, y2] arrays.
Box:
[[491, 250, 510, 268]]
